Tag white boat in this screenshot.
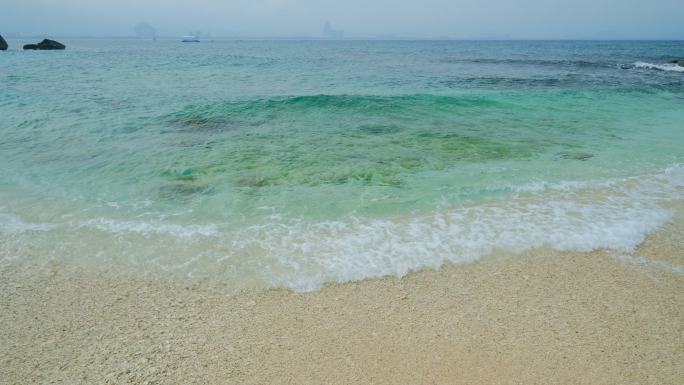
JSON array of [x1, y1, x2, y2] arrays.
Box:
[[182, 35, 200, 42]]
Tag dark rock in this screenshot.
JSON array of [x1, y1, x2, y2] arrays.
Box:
[[159, 183, 207, 197], [23, 39, 65, 50], [237, 175, 272, 188], [557, 151, 594, 161], [0, 35, 7, 50], [666, 59, 684, 67]]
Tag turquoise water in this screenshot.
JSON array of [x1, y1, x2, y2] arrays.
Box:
[[1, 39, 683, 290]]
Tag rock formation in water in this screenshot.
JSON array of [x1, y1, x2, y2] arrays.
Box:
[[0, 35, 7, 51], [23, 39, 65, 50], [666, 59, 684, 67]]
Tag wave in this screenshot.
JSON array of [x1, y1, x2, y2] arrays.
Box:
[[631, 62, 684, 72], [2, 165, 682, 292], [231, 165, 682, 291]]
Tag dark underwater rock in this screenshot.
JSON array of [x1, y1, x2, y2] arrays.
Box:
[[0, 35, 7, 50], [666, 59, 684, 67], [159, 183, 211, 199], [237, 175, 272, 188], [557, 151, 594, 161], [23, 39, 65, 50]]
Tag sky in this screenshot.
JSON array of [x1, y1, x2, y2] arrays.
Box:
[[1, 0, 683, 39]]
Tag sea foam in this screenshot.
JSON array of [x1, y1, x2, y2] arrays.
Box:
[[0, 210, 55, 234], [1, 165, 682, 292], [632, 62, 684, 72], [77, 218, 220, 238], [224, 165, 683, 291]]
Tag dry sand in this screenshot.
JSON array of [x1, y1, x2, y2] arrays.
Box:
[[1, 217, 683, 384]]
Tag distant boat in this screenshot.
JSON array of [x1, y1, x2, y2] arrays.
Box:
[[182, 36, 200, 42]]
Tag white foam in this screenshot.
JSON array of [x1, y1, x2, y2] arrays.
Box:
[[0, 211, 55, 234], [234, 199, 672, 292], [510, 179, 597, 193], [223, 165, 683, 292], [632, 62, 684, 72], [78, 218, 220, 238], [2, 165, 682, 293]]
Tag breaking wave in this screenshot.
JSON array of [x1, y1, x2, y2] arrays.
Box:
[[631, 62, 684, 72], [2, 165, 681, 292]]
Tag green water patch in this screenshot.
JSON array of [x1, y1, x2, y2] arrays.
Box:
[[161, 93, 610, 191], [98, 88, 683, 220], [159, 128, 541, 191], [167, 94, 507, 130]]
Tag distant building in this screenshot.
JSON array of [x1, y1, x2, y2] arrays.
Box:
[[323, 22, 344, 39], [134, 22, 157, 39]]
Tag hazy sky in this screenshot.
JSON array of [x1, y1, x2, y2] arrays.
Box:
[[2, 0, 683, 39]]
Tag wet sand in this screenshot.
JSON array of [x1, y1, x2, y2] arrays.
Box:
[[1, 218, 683, 384]]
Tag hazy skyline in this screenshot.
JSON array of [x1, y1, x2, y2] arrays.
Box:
[[2, 0, 683, 39]]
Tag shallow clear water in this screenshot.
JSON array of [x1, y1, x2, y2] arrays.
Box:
[[1, 39, 683, 290]]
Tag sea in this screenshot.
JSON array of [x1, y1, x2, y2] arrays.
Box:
[[1, 39, 683, 291]]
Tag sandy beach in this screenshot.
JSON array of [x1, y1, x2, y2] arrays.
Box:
[[1, 208, 682, 385]]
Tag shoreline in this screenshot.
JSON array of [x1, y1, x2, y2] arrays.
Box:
[[2, 163, 681, 294], [1, 213, 683, 384]]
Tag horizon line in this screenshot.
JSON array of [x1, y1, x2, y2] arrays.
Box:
[[4, 35, 684, 41]]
